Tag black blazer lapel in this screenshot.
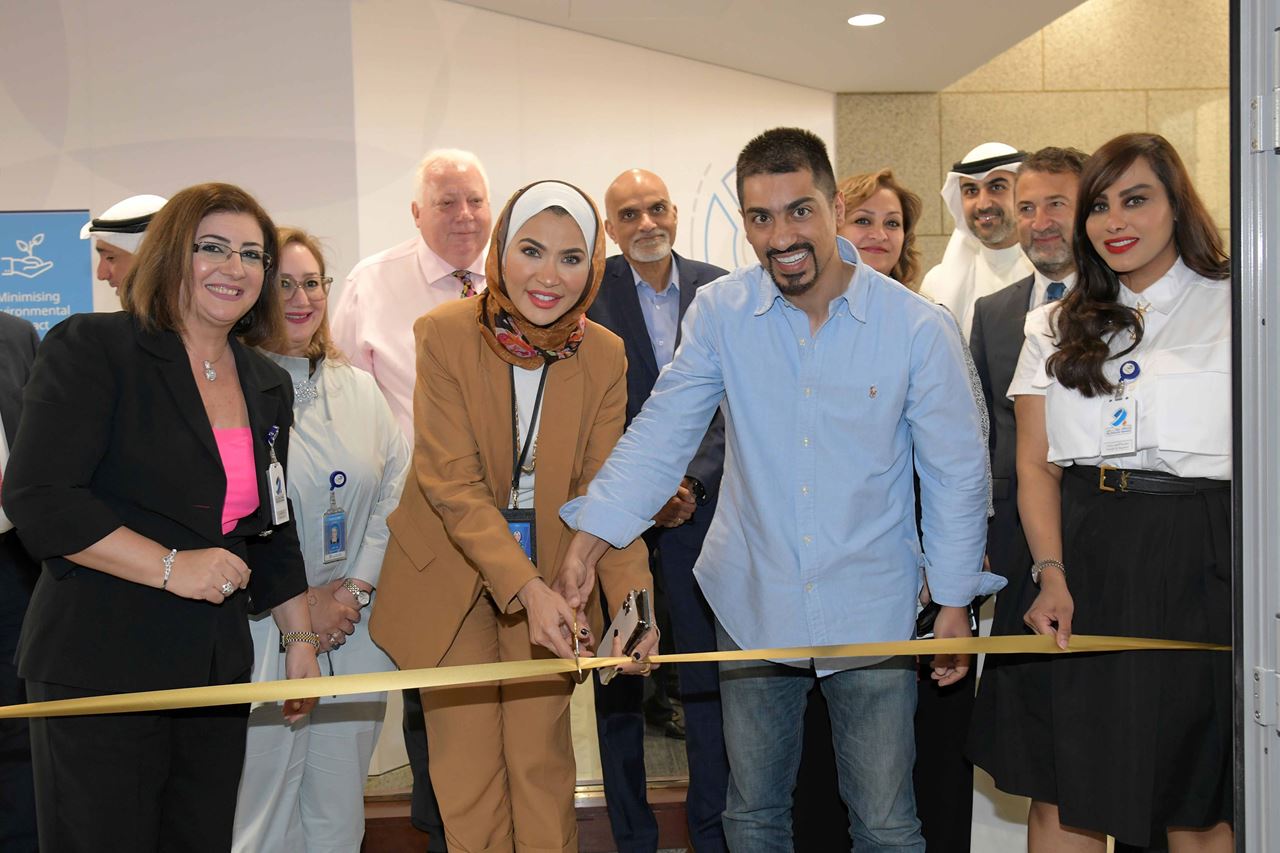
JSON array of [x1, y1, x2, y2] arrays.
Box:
[[232, 340, 290, 534], [673, 252, 700, 349], [602, 258, 660, 380], [136, 325, 222, 470]]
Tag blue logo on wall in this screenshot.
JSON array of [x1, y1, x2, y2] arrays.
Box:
[[0, 210, 91, 337], [1111, 408, 1128, 427]]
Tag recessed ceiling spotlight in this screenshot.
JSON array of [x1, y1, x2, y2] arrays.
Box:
[[847, 13, 886, 27]]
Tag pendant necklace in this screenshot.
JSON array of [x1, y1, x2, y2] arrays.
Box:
[[191, 344, 228, 382]]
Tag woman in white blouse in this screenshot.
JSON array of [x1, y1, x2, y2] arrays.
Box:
[[232, 228, 410, 853], [986, 133, 1232, 851]]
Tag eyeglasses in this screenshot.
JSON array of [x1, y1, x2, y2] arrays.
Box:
[[192, 241, 272, 270], [279, 275, 333, 299]]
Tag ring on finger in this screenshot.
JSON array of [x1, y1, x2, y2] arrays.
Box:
[[638, 662, 652, 675], [219, 581, 235, 596]]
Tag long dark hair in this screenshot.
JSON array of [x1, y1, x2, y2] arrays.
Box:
[[1046, 133, 1228, 397]]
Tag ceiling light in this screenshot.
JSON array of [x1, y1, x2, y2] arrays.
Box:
[[847, 13, 885, 27]]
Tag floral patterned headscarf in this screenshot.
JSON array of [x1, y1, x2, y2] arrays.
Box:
[[475, 180, 605, 369]]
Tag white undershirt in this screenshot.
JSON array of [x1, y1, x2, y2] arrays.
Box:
[[511, 364, 546, 509]]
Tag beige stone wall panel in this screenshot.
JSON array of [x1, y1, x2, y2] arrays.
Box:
[[1147, 89, 1230, 228], [836, 93, 944, 235], [940, 90, 1146, 216], [1041, 0, 1228, 91], [945, 31, 1045, 94]]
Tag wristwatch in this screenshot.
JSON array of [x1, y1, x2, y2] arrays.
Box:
[[342, 578, 371, 609], [686, 476, 709, 506]]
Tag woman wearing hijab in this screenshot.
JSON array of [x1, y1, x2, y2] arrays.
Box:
[[232, 228, 410, 852], [370, 180, 656, 853]]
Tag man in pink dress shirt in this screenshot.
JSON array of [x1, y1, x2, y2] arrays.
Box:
[[330, 148, 492, 850], [332, 148, 492, 436]]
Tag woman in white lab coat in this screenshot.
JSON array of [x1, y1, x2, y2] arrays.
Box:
[[232, 227, 410, 853]]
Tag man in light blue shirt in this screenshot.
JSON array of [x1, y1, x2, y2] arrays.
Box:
[[557, 128, 1002, 852]]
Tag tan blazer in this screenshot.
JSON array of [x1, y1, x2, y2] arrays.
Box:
[[370, 298, 651, 670]]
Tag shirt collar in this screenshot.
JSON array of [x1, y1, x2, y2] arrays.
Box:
[[415, 237, 486, 286], [1033, 269, 1077, 293], [752, 236, 865, 323], [629, 257, 681, 294], [1116, 256, 1192, 315]]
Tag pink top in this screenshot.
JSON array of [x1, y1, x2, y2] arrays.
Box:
[[213, 427, 259, 535], [329, 237, 486, 439]]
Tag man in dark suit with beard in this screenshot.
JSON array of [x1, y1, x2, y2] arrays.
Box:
[[0, 311, 40, 853], [586, 168, 729, 853]]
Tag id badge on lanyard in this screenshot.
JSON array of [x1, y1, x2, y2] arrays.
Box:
[[323, 470, 348, 564], [501, 365, 548, 565], [1100, 360, 1140, 457], [266, 426, 290, 524]]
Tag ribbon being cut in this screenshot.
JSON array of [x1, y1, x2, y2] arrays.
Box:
[[0, 634, 1227, 719]]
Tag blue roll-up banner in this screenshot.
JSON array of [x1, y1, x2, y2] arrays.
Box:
[[0, 210, 91, 337]]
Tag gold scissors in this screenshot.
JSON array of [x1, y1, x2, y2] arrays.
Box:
[[571, 619, 587, 684]]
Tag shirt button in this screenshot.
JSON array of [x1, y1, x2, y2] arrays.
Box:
[[798, 338, 807, 347], [805, 582, 814, 592], [803, 535, 813, 544], [802, 437, 810, 447], [801, 485, 809, 496], [804, 387, 812, 397]]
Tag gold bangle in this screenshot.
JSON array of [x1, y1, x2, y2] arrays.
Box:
[[279, 631, 320, 651]]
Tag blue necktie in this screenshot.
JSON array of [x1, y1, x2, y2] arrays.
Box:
[[1045, 281, 1066, 304]]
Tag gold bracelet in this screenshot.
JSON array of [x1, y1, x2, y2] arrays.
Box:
[[279, 631, 320, 651]]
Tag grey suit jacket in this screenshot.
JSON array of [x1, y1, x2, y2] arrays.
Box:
[[969, 274, 1035, 496], [0, 312, 40, 596], [0, 312, 38, 449]]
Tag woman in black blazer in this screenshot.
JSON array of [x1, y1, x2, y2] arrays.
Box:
[[2, 183, 320, 852]]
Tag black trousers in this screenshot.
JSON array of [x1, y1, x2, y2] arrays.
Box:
[[27, 680, 248, 853], [401, 687, 447, 851], [0, 533, 38, 853], [594, 503, 730, 853]]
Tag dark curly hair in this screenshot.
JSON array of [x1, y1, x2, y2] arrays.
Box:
[[1046, 133, 1228, 397]]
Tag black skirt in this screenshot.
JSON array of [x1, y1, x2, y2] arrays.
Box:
[[968, 467, 1232, 847]]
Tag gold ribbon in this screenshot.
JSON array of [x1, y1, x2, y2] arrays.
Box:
[[0, 634, 1227, 719]]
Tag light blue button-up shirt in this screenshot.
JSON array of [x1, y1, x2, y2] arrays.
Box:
[[632, 262, 681, 369], [563, 238, 1003, 667]]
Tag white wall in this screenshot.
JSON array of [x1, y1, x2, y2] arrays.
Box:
[[346, 0, 835, 286], [0, 0, 833, 310], [1, 0, 834, 774]]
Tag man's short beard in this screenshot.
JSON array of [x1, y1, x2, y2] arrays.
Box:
[[970, 207, 1017, 249], [629, 232, 672, 264], [1028, 251, 1074, 279], [766, 242, 821, 296]]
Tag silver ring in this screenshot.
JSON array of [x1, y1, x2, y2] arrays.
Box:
[[219, 581, 235, 596]]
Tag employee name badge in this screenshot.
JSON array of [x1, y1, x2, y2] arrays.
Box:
[[1100, 361, 1140, 457], [266, 426, 290, 525], [323, 471, 348, 564]]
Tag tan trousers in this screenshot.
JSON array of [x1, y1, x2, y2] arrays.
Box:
[[421, 595, 577, 853]]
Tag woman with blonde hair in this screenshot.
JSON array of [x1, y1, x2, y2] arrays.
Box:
[[837, 167, 924, 288], [371, 180, 656, 853], [232, 227, 409, 852]]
